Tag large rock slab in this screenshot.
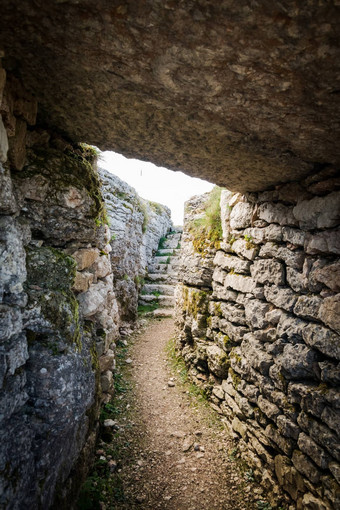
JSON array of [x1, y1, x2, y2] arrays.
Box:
[[1, 3, 340, 191]]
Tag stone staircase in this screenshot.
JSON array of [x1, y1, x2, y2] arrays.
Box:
[[138, 229, 182, 317]]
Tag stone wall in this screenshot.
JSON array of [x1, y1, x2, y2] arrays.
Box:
[[99, 168, 172, 324], [0, 64, 171, 509], [175, 176, 340, 509]]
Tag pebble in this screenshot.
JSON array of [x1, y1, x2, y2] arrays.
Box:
[[108, 460, 117, 472], [182, 439, 193, 452], [103, 419, 119, 429], [168, 381, 175, 387]]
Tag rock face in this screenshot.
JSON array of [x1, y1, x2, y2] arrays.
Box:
[[99, 168, 172, 323], [0, 3, 339, 191], [175, 182, 340, 509], [0, 70, 171, 509]]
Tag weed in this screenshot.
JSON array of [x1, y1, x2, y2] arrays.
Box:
[[256, 501, 272, 510], [245, 469, 255, 482]]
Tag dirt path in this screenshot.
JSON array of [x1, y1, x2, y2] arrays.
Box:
[[80, 318, 268, 510]]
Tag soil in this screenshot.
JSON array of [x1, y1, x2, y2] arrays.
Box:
[[80, 318, 271, 510]]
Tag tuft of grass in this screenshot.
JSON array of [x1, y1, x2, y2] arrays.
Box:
[[166, 339, 209, 406], [138, 303, 158, 315], [189, 186, 223, 255]]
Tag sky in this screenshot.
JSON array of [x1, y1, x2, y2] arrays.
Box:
[[100, 151, 214, 225]]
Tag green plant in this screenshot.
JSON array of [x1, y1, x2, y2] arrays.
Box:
[[158, 236, 167, 249], [256, 501, 273, 510], [189, 186, 223, 255], [110, 233, 116, 241], [137, 303, 158, 315], [245, 469, 255, 482]]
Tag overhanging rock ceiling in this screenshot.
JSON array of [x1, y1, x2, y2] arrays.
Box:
[[1, 1, 339, 191]]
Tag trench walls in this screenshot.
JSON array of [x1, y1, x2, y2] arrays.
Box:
[[0, 65, 171, 509], [175, 178, 340, 509]]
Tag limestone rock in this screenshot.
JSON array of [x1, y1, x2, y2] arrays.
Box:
[[298, 432, 330, 470], [318, 294, 340, 334], [258, 203, 297, 226], [293, 295, 323, 321], [72, 248, 100, 271], [292, 450, 320, 484], [301, 493, 329, 510], [224, 273, 257, 294], [206, 345, 229, 379], [274, 455, 305, 501], [311, 261, 340, 293], [213, 250, 250, 274], [305, 229, 340, 256], [302, 324, 340, 361], [73, 271, 94, 293], [293, 192, 340, 230], [229, 202, 253, 230], [231, 239, 259, 260], [244, 299, 270, 329], [280, 344, 319, 381], [251, 259, 285, 286], [264, 286, 298, 313], [2, 4, 340, 190]]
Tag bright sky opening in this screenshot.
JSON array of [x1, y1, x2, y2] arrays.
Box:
[[100, 151, 215, 225]]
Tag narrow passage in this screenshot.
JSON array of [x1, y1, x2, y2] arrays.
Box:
[[86, 318, 265, 510]]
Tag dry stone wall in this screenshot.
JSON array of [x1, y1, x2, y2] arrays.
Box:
[[0, 64, 171, 509], [175, 176, 340, 509]]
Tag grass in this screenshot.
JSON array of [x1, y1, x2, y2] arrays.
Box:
[[158, 236, 167, 250], [165, 338, 221, 428], [77, 337, 134, 510], [189, 186, 223, 255], [137, 303, 158, 315]]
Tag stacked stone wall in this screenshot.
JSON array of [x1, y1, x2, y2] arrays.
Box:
[[175, 176, 340, 509]]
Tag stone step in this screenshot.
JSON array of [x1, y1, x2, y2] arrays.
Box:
[[142, 283, 175, 296], [138, 295, 175, 307], [153, 255, 171, 264], [153, 308, 174, 318], [139, 294, 158, 304], [148, 263, 170, 274], [163, 239, 181, 249], [146, 273, 178, 284], [158, 295, 175, 307], [157, 248, 175, 255]]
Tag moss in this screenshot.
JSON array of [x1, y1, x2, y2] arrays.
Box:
[[19, 145, 106, 224], [229, 367, 241, 389], [317, 382, 329, 394], [214, 303, 223, 318], [26, 245, 81, 348], [26, 246, 77, 290], [223, 335, 231, 349], [206, 316, 212, 328], [188, 289, 210, 319], [230, 349, 242, 364]]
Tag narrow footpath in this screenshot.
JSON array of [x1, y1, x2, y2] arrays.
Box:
[[80, 318, 268, 510]]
